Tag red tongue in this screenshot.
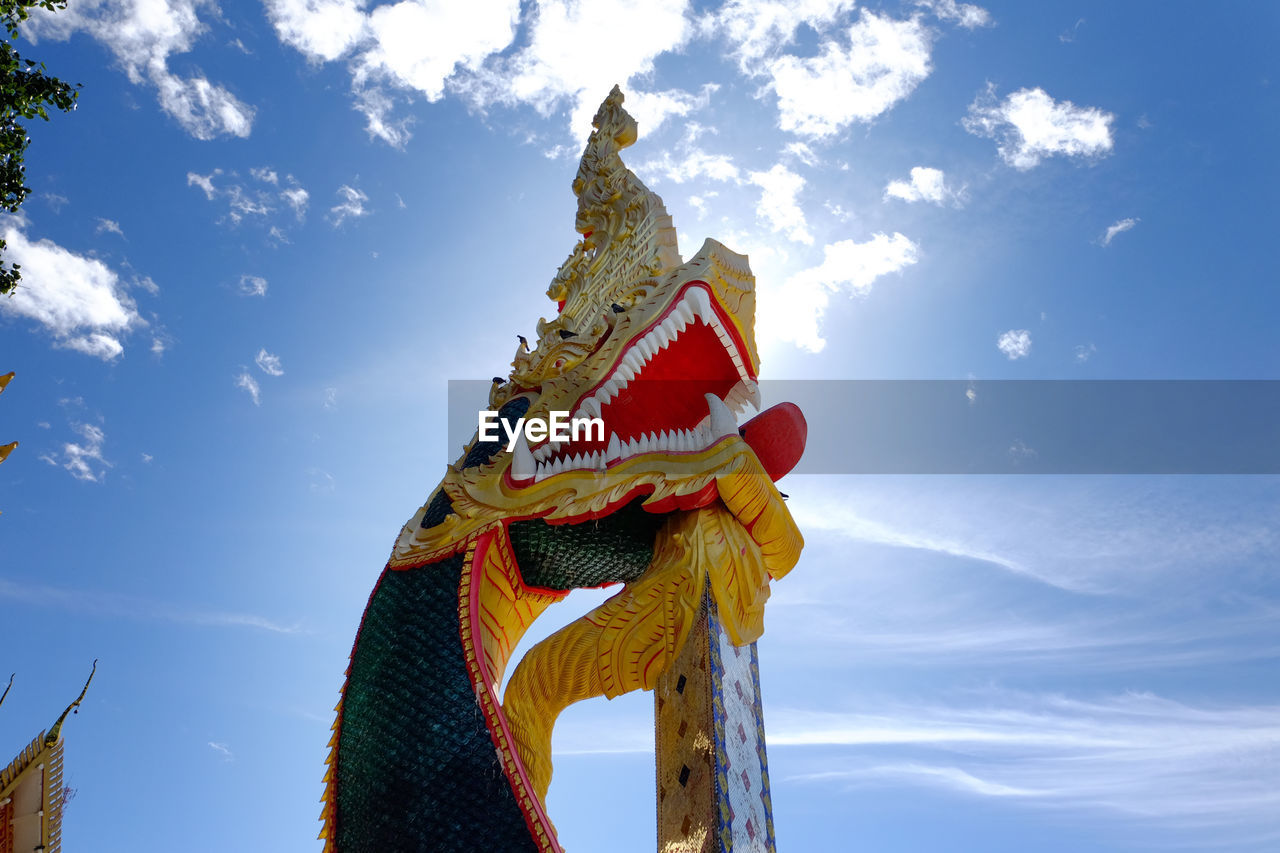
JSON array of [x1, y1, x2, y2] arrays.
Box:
[[739, 402, 807, 481]]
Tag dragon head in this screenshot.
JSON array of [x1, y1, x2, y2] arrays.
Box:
[[390, 86, 805, 568]]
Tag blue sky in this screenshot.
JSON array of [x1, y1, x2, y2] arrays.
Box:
[[1, 0, 1278, 850]]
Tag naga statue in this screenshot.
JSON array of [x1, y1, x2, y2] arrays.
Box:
[[322, 86, 807, 852]]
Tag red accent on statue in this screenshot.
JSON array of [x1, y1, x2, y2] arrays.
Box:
[[740, 402, 806, 482]]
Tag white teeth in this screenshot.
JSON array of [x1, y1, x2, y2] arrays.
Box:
[[616, 362, 635, 383], [580, 397, 600, 420], [650, 327, 669, 349], [603, 377, 622, 397], [675, 302, 695, 325], [624, 351, 643, 372], [745, 380, 762, 410], [511, 433, 535, 482], [661, 316, 680, 337], [636, 338, 654, 360], [687, 286, 712, 318], [706, 393, 738, 439], [606, 433, 621, 462]]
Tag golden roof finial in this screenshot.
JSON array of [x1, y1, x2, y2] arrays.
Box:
[[45, 660, 96, 747]]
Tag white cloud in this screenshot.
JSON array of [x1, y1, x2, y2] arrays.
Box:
[[188, 170, 310, 234], [964, 84, 1114, 170], [187, 170, 219, 199], [41, 422, 111, 482], [456, 0, 695, 143], [151, 337, 166, 355], [236, 371, 261, 405], [639, 147, 740, 185], [267, 0, 520, 144], [62, 333, 125, 360], [207, 741, 234, 761], [785, 141, 820, 167], [749, 164, 812, 244], [706, 0, 856, 74], [884, 166, 961, 205], [255, 349, 284, 376], [622, 85, 718, 141], [95, 217, 125, 237], [238, 275, 268, 297], [768, 10, 932, 137], [916, 0, 993, 29], [1101, 217, 1138, 246], [329, 185, 369, 226], [0, 221, 142, 359], [763, 232, 919, 352], [997, 328, 1032, 360], [1075, 342, 1097, 363], [356, 0, 518, 101], [281, 186, 310, 220], [799, 233, 920, 293], [30, 0, 254, 139], [263, 0, 367, 61], [323, 387, 338, 409]]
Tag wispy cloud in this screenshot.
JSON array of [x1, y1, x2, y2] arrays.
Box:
[[964, 84, 1114, 169], [39, 421, 111, 482], [30, 0, 253, 139], [208, 741, 234, 761], [776, 690, 1280, 837], [329, 185, 369, 226], [95, 217, 125, 237], [188, 169, 310, 236], [0, 578, 303, 634], [235, 371, 261, 405], [238, 274, 268, 297], [255, 349, 284, 376], [916, 0, 993, 29], [1100, 217, 1138, 246]]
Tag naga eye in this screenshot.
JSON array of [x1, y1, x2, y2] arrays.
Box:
[[559, 329, 578, 340]]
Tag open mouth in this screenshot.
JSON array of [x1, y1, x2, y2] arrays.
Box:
[[515, 283, 761, 483]]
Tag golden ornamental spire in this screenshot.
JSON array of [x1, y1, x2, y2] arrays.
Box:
[[510, 86, 680, 389]]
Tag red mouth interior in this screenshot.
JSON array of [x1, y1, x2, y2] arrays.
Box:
[[544, 318, 742, 461]]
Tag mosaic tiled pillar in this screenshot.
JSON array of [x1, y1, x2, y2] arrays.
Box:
[[655, 582, 777, 853]]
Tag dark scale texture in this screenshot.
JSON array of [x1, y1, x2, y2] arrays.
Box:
[[509, 497, 666, 591], [420, 397, 531, 531], [337, 555, 538, 853], [463, 396, 531, 469]]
